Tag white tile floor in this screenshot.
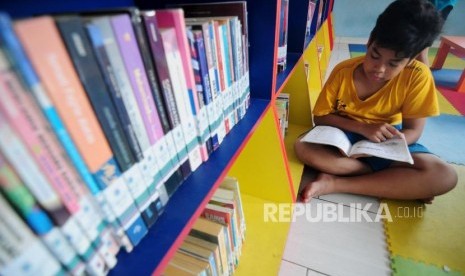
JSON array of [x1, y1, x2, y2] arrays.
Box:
[[279, 37, 392, 276]]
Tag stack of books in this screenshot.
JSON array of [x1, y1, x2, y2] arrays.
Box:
[[164, 177, 246, 276], [0, 2, 249, 275]]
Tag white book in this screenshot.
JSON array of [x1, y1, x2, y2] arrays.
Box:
[[300, 125, 414, 164], [159, 27, 203, 171]]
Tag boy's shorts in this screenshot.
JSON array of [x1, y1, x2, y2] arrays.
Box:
[[344, 125, 431, 172]]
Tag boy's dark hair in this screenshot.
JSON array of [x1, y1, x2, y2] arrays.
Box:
[[369, 0, 444, 59]]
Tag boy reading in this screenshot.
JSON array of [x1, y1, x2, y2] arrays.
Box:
[[294, 0, 457, 203]]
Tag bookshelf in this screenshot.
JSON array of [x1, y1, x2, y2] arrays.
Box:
[[0, 0, 334, 275], [281, 0, 335, 196]]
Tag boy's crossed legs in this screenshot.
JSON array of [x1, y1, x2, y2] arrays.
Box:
[[294, 140, 457, 203]]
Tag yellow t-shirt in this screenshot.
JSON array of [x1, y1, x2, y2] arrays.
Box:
[[313, 56, 439, 125]]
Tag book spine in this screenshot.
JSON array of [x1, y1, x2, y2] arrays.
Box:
[[0, 155, 86, 275], [157, 10, 204, 168], [221, 177, 246, 240], [230, 18, 243, 123], [156, 9, 200, 116], [157, 27, 199, 164], [177, 242, 218, 276], [187, 28, 213, 158], [0, 14, 134, 253], [189, 22, 220, 151], [0, 114, 63, 214], [85, 22, 164, 228], [219, 22, 235, 133], [111, 14, 177, 198], [57, 16, 158, 229], [192, 29, 220, 153], [201, 206, 235, 265], [13, 16, 147, 249], [90, 16, 170, 207], [237, 20, 248, 120], [225, 19, 237, 129], [142, 11, 191, 187], [56, 16, 135, 173], [191, 221, 229, 276], [201, 21, 225, 149], [304, 2, 316, 50], [0, 195, 64, 276], [211, 20, 228, 142], [131, 10, 183, 183], [14, 16, 115, 191], [0, 115, 107, 275], [0, 58, 118, 270], [156, 26, 203, 177], [131, 10, 186, 196], [110, 14, 163, 148], [0, 57, 79, 215], [278, 0, 289, 72], [85, 23, 144, 163]]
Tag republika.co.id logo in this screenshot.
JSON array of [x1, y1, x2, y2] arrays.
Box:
[[263, 202, 394, 223]]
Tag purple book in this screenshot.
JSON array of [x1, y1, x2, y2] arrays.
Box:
[[141, 12, 181, 129], [111, 14, 164, 144]]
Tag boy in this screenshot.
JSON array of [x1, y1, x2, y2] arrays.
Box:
[[294, 0, 457, 203]]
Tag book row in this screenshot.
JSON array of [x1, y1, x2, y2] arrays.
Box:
[[0, 2, 250, 275], [164, 177, 245, 276], [278, 0, 330, 72]]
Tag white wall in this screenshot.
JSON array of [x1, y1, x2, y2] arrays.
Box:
[[333, 0, 465, 38]]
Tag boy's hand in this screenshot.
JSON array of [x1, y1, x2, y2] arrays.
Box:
[[360, 123, 402, 143]]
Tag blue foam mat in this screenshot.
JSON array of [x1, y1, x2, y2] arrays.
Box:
[[418, 114, 465, 165], [432, 69, 462, 89]]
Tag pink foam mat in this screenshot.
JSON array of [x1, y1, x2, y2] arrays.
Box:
[[438, 86, 465, 115]]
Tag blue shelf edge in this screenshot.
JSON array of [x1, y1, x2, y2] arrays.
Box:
[[109, 98, 270, 276], [275, 52, 301, 93]]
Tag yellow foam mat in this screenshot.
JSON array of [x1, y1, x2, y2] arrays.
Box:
[[383, 164, 465, 274]]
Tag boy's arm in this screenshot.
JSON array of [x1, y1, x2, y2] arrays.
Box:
[[314, 114, 401, 143], [400, 117, 426, 145]]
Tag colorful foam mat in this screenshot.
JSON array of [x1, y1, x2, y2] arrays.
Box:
[[437, 86, 465, 115], [383, 164, 465, 275], [391, 255, 463, 276], [419, 114, 465, 165], [350, 44, 465, 275]]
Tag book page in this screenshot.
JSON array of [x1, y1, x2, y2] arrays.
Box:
[[349, 137, 414, 164], [300, 126, 352, 156]]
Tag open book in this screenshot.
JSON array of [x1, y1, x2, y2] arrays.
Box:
[[300, 126, 414, 164]]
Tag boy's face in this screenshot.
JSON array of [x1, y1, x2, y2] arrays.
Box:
[[363, 42, 411, 83]]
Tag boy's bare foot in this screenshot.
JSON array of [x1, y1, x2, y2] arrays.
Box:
[[299, 173, 335, 203]]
